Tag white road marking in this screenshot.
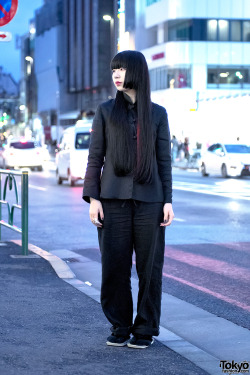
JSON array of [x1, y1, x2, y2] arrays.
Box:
[[173, 181, 250, 201], [28, 184, 47, 191]]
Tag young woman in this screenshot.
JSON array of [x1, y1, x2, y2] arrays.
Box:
[[82, 50, 174, 349]]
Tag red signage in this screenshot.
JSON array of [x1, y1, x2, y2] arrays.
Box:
[[152, 52, 165, 61], [0, 0, 18, 27], [0, 31, 12, 41]]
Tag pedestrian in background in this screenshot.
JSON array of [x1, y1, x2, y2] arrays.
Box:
[[171, 135, 179, 164], [82, 50, 174, 349], [184, 137, 190, 160]]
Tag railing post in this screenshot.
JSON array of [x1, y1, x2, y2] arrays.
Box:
[[21, 171, 29, 255]]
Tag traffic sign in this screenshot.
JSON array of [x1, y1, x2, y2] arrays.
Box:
[[0, 0, 18, 27], [0, 31, 12, 41]]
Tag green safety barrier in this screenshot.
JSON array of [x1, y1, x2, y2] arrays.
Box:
[[0, 170, 28, 255]]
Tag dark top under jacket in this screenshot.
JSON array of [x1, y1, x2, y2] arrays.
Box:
[[82, 95, 172, 204]]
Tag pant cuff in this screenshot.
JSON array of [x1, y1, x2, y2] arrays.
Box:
[[131, 326, 159, 337], [111, 325, 132, 337]]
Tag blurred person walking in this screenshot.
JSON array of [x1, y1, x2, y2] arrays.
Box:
[[82, 50, 174, 349], [171, 135, 179, 163]]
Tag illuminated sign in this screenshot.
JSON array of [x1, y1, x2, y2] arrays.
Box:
[[152, 52, 165, 60]]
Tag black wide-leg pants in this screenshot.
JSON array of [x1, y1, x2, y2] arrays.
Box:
[[98, 199, 165, 337]]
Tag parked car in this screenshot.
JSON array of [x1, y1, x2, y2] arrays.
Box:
[[0, 139, 44, 171], [201, 143, 250, 178], [55, 120, 92, 186]]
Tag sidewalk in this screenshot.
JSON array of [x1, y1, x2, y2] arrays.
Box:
[[0, 241, 209, 375]]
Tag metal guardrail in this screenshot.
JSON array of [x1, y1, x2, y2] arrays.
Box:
[[0, 170, 28, 255]]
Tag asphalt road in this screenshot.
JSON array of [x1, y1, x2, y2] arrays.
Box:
[[2, 163, 250, 331]]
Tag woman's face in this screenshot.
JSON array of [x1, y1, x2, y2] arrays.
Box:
[[112, 67, 127, 91]]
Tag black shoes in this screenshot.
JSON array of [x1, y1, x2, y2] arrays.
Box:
[[106, 333, 154, 349], [106, 334, 130, 347], [127, 334, 154, 349]]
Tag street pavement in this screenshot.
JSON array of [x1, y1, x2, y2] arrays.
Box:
[[0, 241, 211, 375], [1, 241, 250, 375], [1, 159, 250, 375]]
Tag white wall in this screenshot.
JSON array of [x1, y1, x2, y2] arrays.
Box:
[[143, 41, 250, 73], [145, 0, 250, 28]]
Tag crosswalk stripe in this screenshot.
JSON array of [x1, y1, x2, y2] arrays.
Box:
[[165, 247, 250, 282], [163, 272, 250, 312]]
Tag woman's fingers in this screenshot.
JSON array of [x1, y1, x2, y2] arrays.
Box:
[[160, 203, 174, 227], [89, 199, 103, 227]]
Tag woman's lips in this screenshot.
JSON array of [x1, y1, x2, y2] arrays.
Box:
[[115, 81, 122, 86]]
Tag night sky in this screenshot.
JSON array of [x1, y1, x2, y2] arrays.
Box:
[[0, 0, 43, 82]]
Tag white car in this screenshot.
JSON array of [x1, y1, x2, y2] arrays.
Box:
[[55, 121, 92, 186], [0, 140, 44, 171], [201, 143, 250, 178]]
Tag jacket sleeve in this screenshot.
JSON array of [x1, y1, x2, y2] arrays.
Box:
[[156, 108, 172, 204], [82, 105, 106, 203]]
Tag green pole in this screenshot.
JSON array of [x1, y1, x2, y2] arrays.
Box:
[[21, 171, 28, 255]]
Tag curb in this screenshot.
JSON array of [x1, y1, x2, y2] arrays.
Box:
[[11, 240, 76, 279]]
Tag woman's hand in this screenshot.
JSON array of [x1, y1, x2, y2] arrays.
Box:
[[89, 198, 104, 228], [160, 203, 174, 227]]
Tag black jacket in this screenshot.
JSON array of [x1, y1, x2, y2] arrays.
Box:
[[82, 97, 172, 204]]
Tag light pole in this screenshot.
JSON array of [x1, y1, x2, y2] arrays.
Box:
[[103, 15, 115, 60], [103, 15, 116, 97]]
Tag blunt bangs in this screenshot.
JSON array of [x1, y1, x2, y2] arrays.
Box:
[[111, 50, 149, 90], [110, 53, 129, 70]]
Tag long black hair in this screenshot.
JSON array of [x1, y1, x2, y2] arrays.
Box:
[[109, 50, 154, 184]]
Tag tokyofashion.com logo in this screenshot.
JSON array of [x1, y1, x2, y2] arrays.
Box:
[[220, 360, 250, 373]]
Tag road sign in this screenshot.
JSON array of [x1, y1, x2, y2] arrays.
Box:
[[0, 31, 12, 41], [0, 0, 18, 27]]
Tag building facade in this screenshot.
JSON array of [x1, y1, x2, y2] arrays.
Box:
[[0, 66, 19, 136], [135, 0, 250, 143], [33, 0, 115, 139]]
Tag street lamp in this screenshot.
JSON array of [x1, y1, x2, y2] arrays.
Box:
[[25, 56, 33, 63], [25, 56, 33, 76], [103, 15, 112, 21]]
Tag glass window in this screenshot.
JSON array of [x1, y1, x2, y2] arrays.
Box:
[[168, 20, 192, 41], [149, 66, 191, 90], [192, 19, 207, 41], [208, 144, 218, 152], [158, 67, 168, 90], [218, 20, 229, 41], [224, 144, 250, 153], [231, 21, 241, 41], [10, 142, 35, 149], [207, 68, 219, 85], [243, 21, 250, 41], [219, 69, 243, 85], [207, 67, 249, 88], [146, 0, 161, 6], [207, 19, 218, 40], [167, 68, 191, 88], [75, 133, 91, 149], [149, 69, 156, 91]]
